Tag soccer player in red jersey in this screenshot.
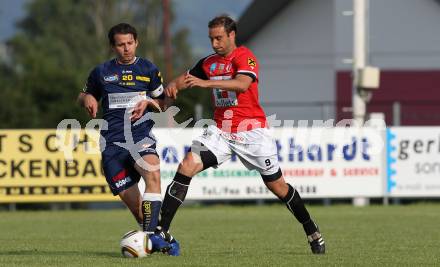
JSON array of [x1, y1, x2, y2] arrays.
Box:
[[157, 15, 325, 254]]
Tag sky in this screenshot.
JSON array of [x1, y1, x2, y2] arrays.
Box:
[[174, 0, 252, 55], [0, 0, 252, 55], [0, 0, 28, 42]]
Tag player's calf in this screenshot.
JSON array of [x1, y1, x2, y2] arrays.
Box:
[[159, 172, 191, 230], [279, 183, 326, 254]]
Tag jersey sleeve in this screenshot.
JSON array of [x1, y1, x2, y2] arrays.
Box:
[[148, 65, 165, 99], [83, 67, 102, 101], [189, 57, 208, 80], [233, 50, 258, 82]]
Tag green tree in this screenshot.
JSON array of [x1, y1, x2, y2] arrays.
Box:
[[0, 0, 210, 128]]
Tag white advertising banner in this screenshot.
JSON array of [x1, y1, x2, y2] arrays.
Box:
[[387, 127, 440, 197], [142, 127, 385, 200]]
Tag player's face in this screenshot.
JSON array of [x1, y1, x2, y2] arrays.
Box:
[[209, 26, 236, 57], [112, 33, 138, 64]]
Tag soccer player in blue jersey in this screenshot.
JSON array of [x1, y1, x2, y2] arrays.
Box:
[[77, 23, 172, 253]]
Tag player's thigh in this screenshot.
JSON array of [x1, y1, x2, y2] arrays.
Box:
[[133, 152, 160, 175], [192, 125, 232, 168], [232, 128, 281, 180], [133, 153, 161, 192], [178, 151, 204, 176], [102, 145, 141, 196]]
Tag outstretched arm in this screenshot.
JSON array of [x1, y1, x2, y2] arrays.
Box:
[[164, 72, 189, 100]]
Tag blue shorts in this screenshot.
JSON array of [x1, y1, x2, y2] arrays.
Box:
[[102, 143, 158, 196]]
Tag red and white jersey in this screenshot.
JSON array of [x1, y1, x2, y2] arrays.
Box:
[[189, 46, 267, 133]]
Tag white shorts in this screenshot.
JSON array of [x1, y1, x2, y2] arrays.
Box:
[[193, 125, 281, 178]]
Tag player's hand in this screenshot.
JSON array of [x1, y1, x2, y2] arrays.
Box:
[[130, 100, 149, 121], [184, 73, 207, 88], [83, 94, 98, 118], [165, 83, 179, 99]]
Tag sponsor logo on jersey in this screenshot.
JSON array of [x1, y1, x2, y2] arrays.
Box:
[[247, 57, 256, 67], [108, 91, 147, 109], [225, 64, 232, 72], [136, 76, 151, 82], [119, 82, 135, 86], [209, 63, 217, 74], [103, 74, 119, 82], [221, 132, 245, 142]]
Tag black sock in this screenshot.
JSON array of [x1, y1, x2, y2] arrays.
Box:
[[281, 184, 318, 236], [159, 172, 192, 231]]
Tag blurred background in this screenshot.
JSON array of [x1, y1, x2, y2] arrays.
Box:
[[0, 0, 251, 127], [1, 2, 439, 265], [2, 0, 440, 128]]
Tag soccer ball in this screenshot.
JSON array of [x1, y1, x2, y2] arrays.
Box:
[[120, 230, 152, 258]]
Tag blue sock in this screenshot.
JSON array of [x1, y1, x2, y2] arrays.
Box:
[[141, 193, 162, 234]]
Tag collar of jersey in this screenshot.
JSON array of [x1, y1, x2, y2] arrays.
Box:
[[114, 57, 139, 66]]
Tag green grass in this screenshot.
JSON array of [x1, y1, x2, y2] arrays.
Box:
[[0, 204, 439, 266]]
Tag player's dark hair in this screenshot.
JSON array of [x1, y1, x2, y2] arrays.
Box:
[[108, 23, 138, 46], [208, 15, 237, 35]]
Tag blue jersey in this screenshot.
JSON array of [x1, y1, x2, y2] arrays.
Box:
[[84, 57, 164, 143]]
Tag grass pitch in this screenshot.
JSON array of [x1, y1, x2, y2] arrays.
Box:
[[0, 203, 439, 266]]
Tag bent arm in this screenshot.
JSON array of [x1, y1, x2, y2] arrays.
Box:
[[165, 72, 190, 99], [185, 74, 253, 93], [169, 72, 189, 90]]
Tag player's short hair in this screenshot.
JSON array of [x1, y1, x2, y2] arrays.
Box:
[[208, 15, 237, 35], [108, 23, 138, 46]]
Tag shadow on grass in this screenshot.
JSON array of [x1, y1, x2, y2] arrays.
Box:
[[203, 250, 308, 257], [0, 250, 121, 258]]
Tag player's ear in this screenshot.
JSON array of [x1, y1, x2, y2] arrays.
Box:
[[229, 30, 236, 40], [110, 45, 117, 54], [135, 39, 139, 48]]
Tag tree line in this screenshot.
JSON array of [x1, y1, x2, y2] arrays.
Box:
[[0, 0, 212, 129]]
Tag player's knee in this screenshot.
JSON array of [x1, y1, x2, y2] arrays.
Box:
[[178, 154, 203, 177], [144, 171, 161, 191], [262, 169, 288, 198], [261, 168, 282, 184]]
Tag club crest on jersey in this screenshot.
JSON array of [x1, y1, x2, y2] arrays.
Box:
[[209, 63, 217, 74], [103, 74, 119, 82], [247, 57, 256, 67]]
